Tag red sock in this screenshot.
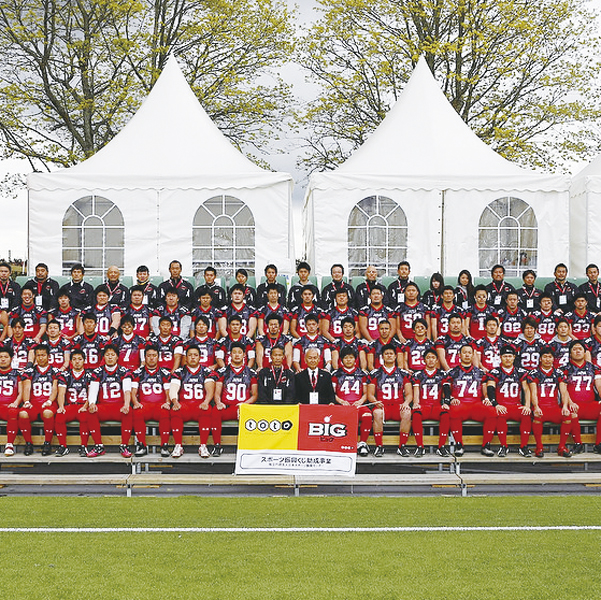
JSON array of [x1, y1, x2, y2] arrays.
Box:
[[520, 415, 531, 447], [450, 419, 463, 445], [438, 412, 450, 446], [412, 412, 423, 446], [533, 419, 543, 450], [399, 430, 409, 445], [560, 419, 571, 450], [373, 431, 383, 445], [571, 418, 582, 443], [19, 416, 32, 443], [359, 414, 372, 443]]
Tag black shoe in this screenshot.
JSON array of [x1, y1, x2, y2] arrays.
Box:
[[41, 441, 52, 456], [436, 446, 450, 457], [160, 443, 170, 457], [480, 443, 494, 457], [373, 445, 384, 457], [572, 443, 585, 454], [559, 447, 573, 458], [397, 445, 411, 457], [414, 446, 426, 457], [212, 443, 224, 456], [79, 445, 88, 457], [535, 448, 544, 458], [134, 443, 148, 457], [24, 442, 34, 456], [453, 443, 464, 457], [593, 444, 601, 455], [55, 445, 69, 457], [497, 445, 509, 458], [518, 445, 532, 458], [357, 441, 370, 457]]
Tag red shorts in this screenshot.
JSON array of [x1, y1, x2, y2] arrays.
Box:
[[383, 403, 410, 421], [213, 404, 240, 422], [449, 401, 497, 423], [536, 402, 570, 423], [20, 400, 55, 420], [414, 403, 446, 421], [573, 401, 601, 421], [496, 403, 530, 422]]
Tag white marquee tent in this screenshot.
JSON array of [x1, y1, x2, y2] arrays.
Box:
[[570, 157, 601, 274], [303, 56, 570, 279], [27, 56, 294, 279]]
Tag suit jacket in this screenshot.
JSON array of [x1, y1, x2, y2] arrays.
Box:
[[295, 368, 335, 405]]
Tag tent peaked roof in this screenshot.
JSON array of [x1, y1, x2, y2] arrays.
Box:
[[337, 56, 529, 177], [63, 55, 264, 177], [573, 153, 601, 179]]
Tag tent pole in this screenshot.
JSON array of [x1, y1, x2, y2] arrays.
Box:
[[440, 189, 446, 275]]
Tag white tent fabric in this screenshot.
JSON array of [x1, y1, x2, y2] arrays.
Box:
[[304, 56, 570, 278], [570, 156, 601, 273], [27, 55, 294, 277]]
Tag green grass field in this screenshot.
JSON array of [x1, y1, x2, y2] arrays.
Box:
[[1, 496, 600, 600]]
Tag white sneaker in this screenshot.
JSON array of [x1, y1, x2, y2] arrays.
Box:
[[199, 444, 210, 458], [4, 443, 14, 456], [171, 444, 184, 458]]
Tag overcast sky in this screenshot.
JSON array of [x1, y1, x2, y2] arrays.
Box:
[[1, 0, 600, 264]]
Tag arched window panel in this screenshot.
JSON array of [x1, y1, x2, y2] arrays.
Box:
[[478, 197, 537, 277], [348, 195, 408, 278], [192, 195, 256, 280], [62, 195, 124, 276]]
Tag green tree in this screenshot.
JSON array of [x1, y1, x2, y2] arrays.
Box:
[[0, 0, 295, 170], [296, 0, 601, 172]]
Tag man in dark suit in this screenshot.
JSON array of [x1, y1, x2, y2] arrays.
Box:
[[295, 347, 335, 405]]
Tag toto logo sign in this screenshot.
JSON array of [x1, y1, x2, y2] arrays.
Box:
[[244, 418, 294, 433]]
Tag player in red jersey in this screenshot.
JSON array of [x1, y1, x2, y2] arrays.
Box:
[[211, 342, 257, 454], [184, 315, 219, 369], [131, 345, 172, 457], [149, 317, 184, 373], [446, 344, 496, 456], [411, 349, 452, 456], [83, 285, 121, 337], [585, 314, 601, 367], [367, 344, 413, 457], [528, 346, 573, 458], [532, 294, 557, 343], [550, 318, 571, 369], [430, 285, 462, 340], [497, 291, 526, 341], [514, 317, 543, 371], [124, 286, 157, 339], [190, 286, 225, 339], [291, 314, 332, 371], [565, 293, 593, 340], [4, 317, 36, 370], [330, 317, 368, 370], [402, 318, 434, 372], [359, 287, 396, 342], [474, 316, 501, 372], [257, 284, 290, 336], [395, 282, 429, 343], [484, 345, 532, 457], [435, 313, 474, 371], [255, 314, 293, 369], [169, 345, 217, 458], [20, 344, 59, 455], [86, 345, 134, 458], [152, 287, 191, 339], [290, 286, 320, 338], [55, 349, 91, 457], [49, 291, 80, 341], [368, 319, 402, 371], [8, 287, 48, 342], [222, 284, 257, 338], [332, 347, 378, 456], [0, 347, 24, 456], [44, 319, 71, 371], [321, 289, 358, 343], [464, 285, 497, 340], [113, 315, 146, 372], [216, 314, 256, 369], [71, 313, 110, 369], [560, 340, 601, 454]]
